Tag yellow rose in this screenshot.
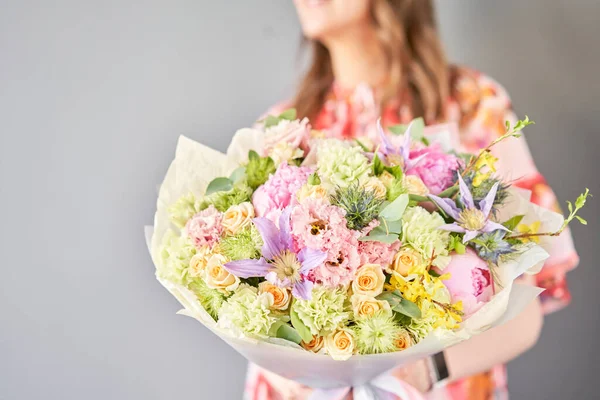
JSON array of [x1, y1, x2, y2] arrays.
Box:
[[301, 335, 325, 353], [351, 294, 392, 318], [188, 245, 212, 277], [325, 328, 355, 360], [379, 171, 396, 188], [296, 184, 329, 202], [352, 264, 386, 297], [222, 202, 254, 235], [390, 247, 424, 276], [402, 175, 429, 196], [364, 177, 387, 199], [394, 329, 413, 351], [258, 281, 291, 311], [203, 254, 240, 293]]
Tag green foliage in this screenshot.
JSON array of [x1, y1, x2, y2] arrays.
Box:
[[565, 188, 591, 227], [200, 182, 252, 212], [290, 303, 313, 343], [188, 278, 226, 321], [448, 234, 466, 254], [379, 194, 409, 221], [377, 290, 422, 319], [275, 323, 303, 345], [502, 215, 525, 231], [205, 177, 233, 195], [307, 172, 321, 186], [262, 108, 297, 129], [246, 150, 276, 190], [331, 184, 384, 231]]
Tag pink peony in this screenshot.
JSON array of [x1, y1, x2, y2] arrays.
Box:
[[442, 249, 494, 318], [358, 220, 401, 268], [185, 205, 223, 249], [290, 198, 361, 287], [252, 163, 313, 224], [407, 144, 462, 195]]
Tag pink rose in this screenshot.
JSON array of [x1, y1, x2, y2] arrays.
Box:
[[185, 205, 222, 249], [442, 249, 493, 319], [263, 118, 311, 156], [252, 163, 313, 224], [407, 144, 462, 195]]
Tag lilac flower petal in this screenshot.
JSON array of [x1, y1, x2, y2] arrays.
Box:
[[297, 247, 328, 274], [224, 258, 271, 278], [458, 175, 475, 209], [482, 220, 509, 233], [462, 230, 480, 243], [479, 182, 500, 218], [253, 217, 283, 260], [292, 280, 314, 300], [439, 223, 467, 233], [278, 207, 294, 251], [406, 152, 428, 171], [400, 121, 413, 163], [377, 119, 395, 156], [429, 195, 461, 220]]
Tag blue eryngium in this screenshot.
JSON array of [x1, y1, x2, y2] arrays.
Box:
[[224, 208, 326, 300], [429, 175, 508, 243]]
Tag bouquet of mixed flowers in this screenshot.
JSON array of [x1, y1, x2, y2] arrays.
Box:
[[146, 110, 588, 397]]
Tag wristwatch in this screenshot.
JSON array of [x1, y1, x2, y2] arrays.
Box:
[[427, 351, 450, 389]]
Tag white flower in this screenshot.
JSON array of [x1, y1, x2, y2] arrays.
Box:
[[203, 253, 240, 293], [402, 206, 451, 268], [222, 202, 254, 235]]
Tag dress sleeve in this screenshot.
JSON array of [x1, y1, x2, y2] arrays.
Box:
[[457, 71, 580, 314]]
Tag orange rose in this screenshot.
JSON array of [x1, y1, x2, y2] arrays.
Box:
[[352, 264, 386, 297], [390, 247, 424, 276], [301, 335, 325, 353], [258, 282, 291, 311]]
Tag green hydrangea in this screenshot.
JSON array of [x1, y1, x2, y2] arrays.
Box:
[[292, 287, 350, 336], [217, 284, 280, 337], [352, 312, 407, 354], [157, 229, 196, 285], [168, 193, 203, 228], [188, 278, 226, 321], [317, 140, 370, 189], [402, 206, 451, 268], [200, 182, 252, 212], [219, 226, 263, 260]]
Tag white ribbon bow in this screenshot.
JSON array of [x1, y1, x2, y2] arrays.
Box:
[[308, 375, 425, 400]]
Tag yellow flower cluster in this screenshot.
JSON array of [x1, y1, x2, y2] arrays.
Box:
[[472, 151, 498, 187]]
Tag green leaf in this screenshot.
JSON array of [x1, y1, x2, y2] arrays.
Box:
[[409, 194, 429, 203], [205, 177, 233, 195], [308, 173, 321, 186], [575, 215, 588, 225], [355, 139, 370, 152], [276, 324, 303, 345], [393, 297, 422, 319], [278, 108, 297, 121], [377, 290, 403, 308], [248, 150, 259, 162], [438, 185, 459, 198], [373, 153, 385, 176], [264, 115, 280, 129], [380, 219, 402, 235], [384, 165, 403, 180], [229, 166, 246, 183], [290, 304, 313, 343], [380, 194, 409, 221], [502, 215, 525, 231], [408, 117, 425, 141], [428, 269, 441, 278], [388, 124, 406, 135]]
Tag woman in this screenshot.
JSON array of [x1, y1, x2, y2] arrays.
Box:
[[245, 0, 579, 398]]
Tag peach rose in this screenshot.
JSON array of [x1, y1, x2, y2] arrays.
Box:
[[389, 247, 424, 276], [402, 175, 430, 196], [351, 294, 392, 318], [325, 328, 355, 361], [203, 254, 240, 293], [379, 171, 396, 188], [222, 202, 254, 235], [258, 281, 291, 311], [394, 329, 413, 351], [352, 264, 386, 297], [364, 177, 387, 199], [301, 335, 325, 353], [188, 246, 212, 277], [296, 184, 329, 202]]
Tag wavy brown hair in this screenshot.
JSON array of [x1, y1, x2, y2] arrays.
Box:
[[293, 0, 449, 123]]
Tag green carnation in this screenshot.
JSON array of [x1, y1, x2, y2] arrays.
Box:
[[352, 312, 407, 354], [406, 315, 435, 342], [188, 278, 226, 320], [292, 287, 350, 336], [402, 206, 451, 268], [246, 151, 276, 190], [217, 284, 280, 337], [157, 229, 196, 285], [317, 140, 370, 189], [168, 193, 203, 228], [220, 226, 263, 260], [200, 182, 252, 212]]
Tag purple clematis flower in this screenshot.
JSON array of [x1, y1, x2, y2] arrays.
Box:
[[224, 207, 327, 300], [429, 175, 508, 243], [377, 119, 427, 170]]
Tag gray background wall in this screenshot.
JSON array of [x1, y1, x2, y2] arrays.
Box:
[[1, 1, 598, 399]]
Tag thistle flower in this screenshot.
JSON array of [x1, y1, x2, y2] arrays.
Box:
[[188, 278, 226, 320], [224, 208, 327, 300], [219, 226, 263, 261], [291, 287, 350, 336], [471, 230, 515, 263], [429, 175, 508, 243], [352, 311, 407, 354], [331, 184, 383, 230], [462, 171, 509, 211]]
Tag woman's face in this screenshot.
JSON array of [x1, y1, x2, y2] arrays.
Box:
[[293, 0, 372, 40]]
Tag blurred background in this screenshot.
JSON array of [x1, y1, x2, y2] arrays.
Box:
[[1, 1, 598, 399]]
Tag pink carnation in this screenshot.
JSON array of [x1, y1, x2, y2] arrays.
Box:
[[290, 198, 361, 287], [407, 144, 462, 195], [358, 220, 401, 268], [442, 249, 494, 319], [252, 163, 313, 224], [185, 205, 222, 249]]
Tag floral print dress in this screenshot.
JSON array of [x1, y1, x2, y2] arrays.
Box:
[[244, 66, 579, 400]]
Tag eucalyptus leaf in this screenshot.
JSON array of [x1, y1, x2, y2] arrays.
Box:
[[408, 117, 425, 140], [205, 177, 233, 195], [276, 324, 303, 345], [229, 166, 246, 183], [278, 108, 297, 121], [393, 298, 422, 319], [290, 304, 313, 343], [380, 194, 409, 221], [379, 219, 402, 235], [264, 115, 280, 129], [438, 185, 459, 198], [388, 124, 406, 135]]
